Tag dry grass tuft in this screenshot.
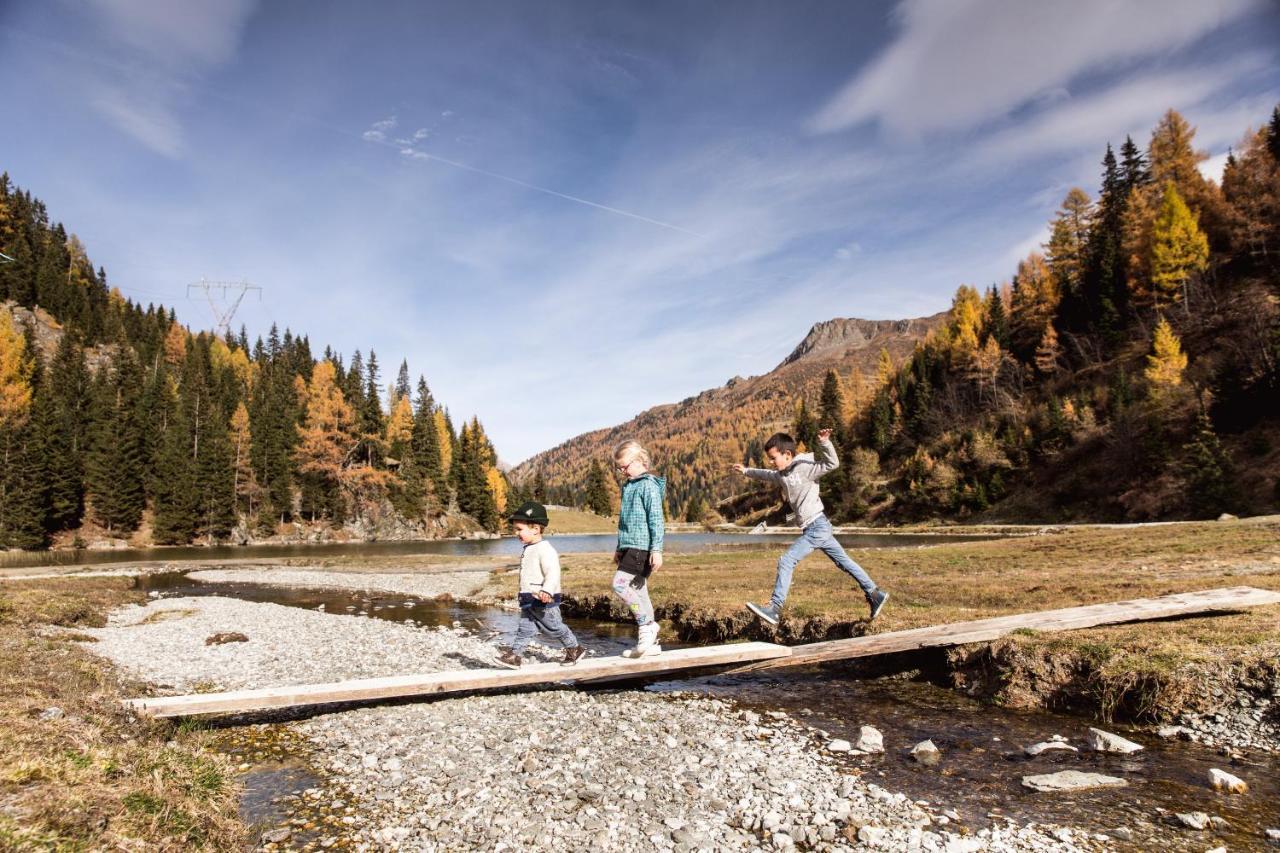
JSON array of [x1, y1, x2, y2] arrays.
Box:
[[0, 577, 246, 850]]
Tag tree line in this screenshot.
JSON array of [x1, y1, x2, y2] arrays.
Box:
[[0, 173, 509, 549]]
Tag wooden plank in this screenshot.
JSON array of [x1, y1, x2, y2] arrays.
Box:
[[735, 586, 1280, 673], [125, 641, 792, 718]]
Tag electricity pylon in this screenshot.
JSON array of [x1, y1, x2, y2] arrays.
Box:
[[186, 278, 262, 339]]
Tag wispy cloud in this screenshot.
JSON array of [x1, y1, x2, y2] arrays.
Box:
[[78, 0, 259, 156], [810, 0, 1261, 136]]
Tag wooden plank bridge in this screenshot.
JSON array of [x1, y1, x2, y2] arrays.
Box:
[[124, 586, 1280, 718]]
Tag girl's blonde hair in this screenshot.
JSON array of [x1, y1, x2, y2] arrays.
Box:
[[613, 439, 651, 468]]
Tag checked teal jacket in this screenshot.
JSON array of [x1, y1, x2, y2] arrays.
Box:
[[616, 473, 666, 553]]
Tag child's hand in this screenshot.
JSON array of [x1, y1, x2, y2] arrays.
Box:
[[817, 428, 833, 441], [649, 552, 663, 572], [535, 590, 553, 604], [731, 463, 746, 474]]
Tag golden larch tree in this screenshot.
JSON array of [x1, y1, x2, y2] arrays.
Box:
[[294, 361, 356, 481], [0, 312, 33, 430], [163, 322, 187, 365], [1149, 182, 1209, 312], [385, 395, 414, 460], [1144, 316, 1188, 393]]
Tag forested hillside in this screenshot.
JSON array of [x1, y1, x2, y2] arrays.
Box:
[[0, 174, 510, 549], [519, 107, 1280, 525], [509, 314, 945, 519]]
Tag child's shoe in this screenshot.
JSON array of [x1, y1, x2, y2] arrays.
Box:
[[746, 601, 781, 626], [561, 646, 585, 666], [867, 589, 890, 620], [494, 649, 523, 669], [623, 622, 662, 658]]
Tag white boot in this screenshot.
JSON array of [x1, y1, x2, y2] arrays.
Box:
[[625, 622, 661, 658]]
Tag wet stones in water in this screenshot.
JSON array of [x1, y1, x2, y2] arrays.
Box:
[[1021, 770, 1128, 792], [909, 740, 940, 766], [1207, 767, 1247, 794], [1086, 727, 1143, 754], [205, 631, 250, 645], [1024, 740, 1078, 756]]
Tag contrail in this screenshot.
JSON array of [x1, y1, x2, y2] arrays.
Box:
[[2, 27, 703, 238], [376, 139, 703, 237]]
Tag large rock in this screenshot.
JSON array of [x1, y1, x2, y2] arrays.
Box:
[[1086, 727, 1144, 754], [1021, 770, 1128, 792], [1208, 768, 1247, 794], [1175, 811, 1209, 830], [854, 725, 884, 753], [827, 739, 852, 753], [910, 739, 940, 765]]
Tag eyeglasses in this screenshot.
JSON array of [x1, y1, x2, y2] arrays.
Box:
[[614, 459, 635, 473]]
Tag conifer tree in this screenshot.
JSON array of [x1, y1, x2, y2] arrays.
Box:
[[44, 331, 91, 530], [1181, 412, 1235, 518], [818, 370, 846, 444], [1150, 182, 1209, 313], [584, 459, 612, 516], [0, 315, 44, 548], [792, 398, 817, 451], [395, 359, 411, 402], [151, 389, 198, 544], [230, 401, 258, 516], [295, 361, 356, 521], [1144, 316, 1188, 396], [532, 469, 547, 502], [684, 491, 705, 524], [1034, 322, 1061, 376], [85, 352, 146, 534], [411, 377, 446, 503]]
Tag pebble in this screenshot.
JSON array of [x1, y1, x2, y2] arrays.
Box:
[[37, 706, 65, 721], [827, 739, 852, 753]]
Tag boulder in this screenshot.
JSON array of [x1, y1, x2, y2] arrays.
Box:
[[854, 725, 884, 753], [1086, 727, 1144, 754], [1209, 768, 1248, 794], [827, 739, 852, 753], [1021, 770, 1128, 792], [1174, 812, 1209, 830]]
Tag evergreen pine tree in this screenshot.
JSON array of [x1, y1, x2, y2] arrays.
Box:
[[792, 398, 817, 451], [411, 376, 446, 504], [43, 330, 90, 530], [818, 370, 846, 444], [1181, 412, 1235, 518], [684, 491, 705, 523], [85, 352, 147, 534], [532, 469, 547, 502], [584, 459, 612, 516], [1268, 105, 1280, 162]]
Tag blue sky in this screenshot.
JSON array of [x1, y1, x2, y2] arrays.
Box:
[[2, 1, 1278, 463]]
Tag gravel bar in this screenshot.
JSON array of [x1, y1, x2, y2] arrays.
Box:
[[85, 596, 1093, 851]]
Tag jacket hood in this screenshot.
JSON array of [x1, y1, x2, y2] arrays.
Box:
[[783, 453, 814, 473], [632, 472, 666, 499]]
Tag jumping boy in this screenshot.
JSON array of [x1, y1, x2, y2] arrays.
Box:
[[731, 429, 889, 625], [495, 500, 585, 668]]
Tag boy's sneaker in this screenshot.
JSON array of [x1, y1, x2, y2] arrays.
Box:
[[561, 646, 585, 666], [623, 622, 662, 658], [746, 602, 781, 626], [867, 589, 890, 620], [494, 649, 522, 669]]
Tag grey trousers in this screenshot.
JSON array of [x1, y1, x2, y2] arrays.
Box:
[[512, 602, 579, 653]]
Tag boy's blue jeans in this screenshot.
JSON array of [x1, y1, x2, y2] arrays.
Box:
[[771, 514, 876, 609], [512, 601, 579, 653]]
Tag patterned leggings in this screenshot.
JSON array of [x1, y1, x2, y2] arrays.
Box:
[[612, 570, 654, 626]]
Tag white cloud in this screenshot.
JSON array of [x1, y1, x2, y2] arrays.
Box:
[[372, 116, 398, 132], [362, 130, 386, 142], [810, 0, 1260, 136], [834, 241, 862, 260]]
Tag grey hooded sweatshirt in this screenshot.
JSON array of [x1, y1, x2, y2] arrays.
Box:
[[741, 436, 839, 529]]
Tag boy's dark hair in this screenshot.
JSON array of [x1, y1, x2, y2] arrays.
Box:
[[764, 432, 797, 455]]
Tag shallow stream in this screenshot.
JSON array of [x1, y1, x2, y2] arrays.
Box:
[[136, 571, 1280, 850]]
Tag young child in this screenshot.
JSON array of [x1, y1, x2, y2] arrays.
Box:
[[612, 440, 665, 657], [732, 428, 889, 625], [495, 501, 585, 668]]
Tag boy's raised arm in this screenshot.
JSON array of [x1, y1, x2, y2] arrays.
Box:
[[811, 430, 840, 478]]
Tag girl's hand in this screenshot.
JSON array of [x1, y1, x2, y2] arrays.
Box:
[[817, 428, 832, 440], [731, 463, 746, 474], [649, 552, 663, 572], [612, 550, 621, 565]]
